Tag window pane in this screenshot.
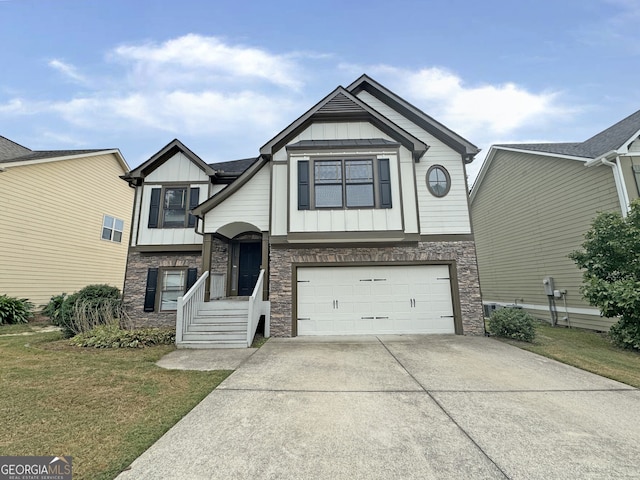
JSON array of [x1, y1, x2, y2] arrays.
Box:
[[315, 161, 342, 183], [346, 184, 374, 207], [114, 219, 124, 232], [103, 215, 114, 228], [428, 166, 450, 197], [164, 189, 186, 209], [101, 227, 112, 240], [315, 184, 343, 207], [345, 160, 373, 183], [113, 231, 122, 243], [160, 290, 180, 310], [163, 271, 185, 288], [163, 209, 186, 227]]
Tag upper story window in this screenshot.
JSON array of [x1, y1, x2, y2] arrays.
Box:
[[426, 165, 451, 197], [101, 215, 124, 243], [299, 158, 391, 210], [148, 186, 200, 229]]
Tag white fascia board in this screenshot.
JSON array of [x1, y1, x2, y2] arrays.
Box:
[[469, 146, 498, 203], [585, 150, 618, 167], [2, 149, 129, 171]]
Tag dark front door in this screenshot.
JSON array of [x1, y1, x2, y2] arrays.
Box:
[[237, 242, 262, 296]]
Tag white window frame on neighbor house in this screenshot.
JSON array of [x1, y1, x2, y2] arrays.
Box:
[[101, 215, 124, 243]]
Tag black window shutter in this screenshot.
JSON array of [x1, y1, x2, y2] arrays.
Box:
[[298, 161, 310, 210], [379, 159, 392, 208], [186, 268, 198, 291], [187, 187, 200, 228], [143, 268, 159, 312], [148, 188, 161, 228]]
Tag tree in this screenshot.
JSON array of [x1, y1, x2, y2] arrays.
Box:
[[569, 199, 640, 350]]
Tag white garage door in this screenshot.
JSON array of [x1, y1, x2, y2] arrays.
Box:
[[296, 265, 455, 335]]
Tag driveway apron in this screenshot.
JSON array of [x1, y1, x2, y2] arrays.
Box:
[[116, 335, 640, 480]]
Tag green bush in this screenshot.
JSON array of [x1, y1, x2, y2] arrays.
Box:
[[43, 284, 127, 337], [608, 317, 640, 351], [0, 295, 34, 325], [41, 293, 68, 325], [70, 324, 175, 348], [488, 308, 536, 342]]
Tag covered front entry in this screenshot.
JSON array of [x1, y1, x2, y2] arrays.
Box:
[[229, 235, 262, 297], [296, 265, 456, 335]]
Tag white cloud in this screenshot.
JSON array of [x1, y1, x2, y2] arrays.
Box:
[[48, 59, 87, 84], [111, 34, 303, 90], [49, 90, 296, 136], [381, 66, 571, 138]]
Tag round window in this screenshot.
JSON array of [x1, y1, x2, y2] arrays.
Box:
[[426, 165, 451, 197]]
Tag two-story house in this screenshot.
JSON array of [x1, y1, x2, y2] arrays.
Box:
[[1, 136, 132, 308], [121, 75, 484, 347]]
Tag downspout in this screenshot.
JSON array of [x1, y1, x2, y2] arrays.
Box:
[[601, 156, 630, 216]]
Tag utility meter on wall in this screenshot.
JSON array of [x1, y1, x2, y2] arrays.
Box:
[[543, 277, 555, 296]]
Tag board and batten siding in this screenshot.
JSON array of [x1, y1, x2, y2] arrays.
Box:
[[202, 162, 270, 233], [271, 121, 418, 236], [471, 149, 621, 331], [144, 152, 210, 183], [356, 91, 472, 235], [0, 154, 133, 307], [134, 152, 211, 246]]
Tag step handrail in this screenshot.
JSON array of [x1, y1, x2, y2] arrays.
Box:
[[176, 271, 209, 344], [247, 269, 270, 347]]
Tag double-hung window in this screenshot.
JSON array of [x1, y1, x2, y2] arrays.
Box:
[[148, 186, 200, 229], [300, 158, 391, 210], [159, 269, 185, 311], [101, 215, 124, 242]]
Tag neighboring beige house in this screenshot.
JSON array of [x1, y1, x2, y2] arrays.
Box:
[[470, 109, 640, 331], [0, 136, 133, 308], [122, 75, 485, 347]]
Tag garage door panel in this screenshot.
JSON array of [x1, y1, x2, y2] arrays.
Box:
[[297, 265, 455, 336]]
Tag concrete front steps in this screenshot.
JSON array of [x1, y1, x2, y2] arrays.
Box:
[[178, 299, 250, 349]]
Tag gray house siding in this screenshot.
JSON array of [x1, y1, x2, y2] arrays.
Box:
[[471, 149, 621, 331]]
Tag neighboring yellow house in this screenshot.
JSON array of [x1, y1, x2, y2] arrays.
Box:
[[0, 136, 133, 308]]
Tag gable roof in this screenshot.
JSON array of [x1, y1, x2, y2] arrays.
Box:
[[122, 138, 216, 184], [470, 108, 640, 203], [259, 85, 429, 162], [0, 136, 128, 171], [0, 136, 31, 161], [493, 108, 640, 160], [347, 74, 480, 162], [208, 157, 259, 176]]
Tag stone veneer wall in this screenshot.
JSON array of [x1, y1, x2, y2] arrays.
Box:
[[123, 238, 230, 327], [268, 241, 484, 337], [123, 251, 202, 327]]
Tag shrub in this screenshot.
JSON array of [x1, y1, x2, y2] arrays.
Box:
[[488, 308, 536, 342], [608, 317, 640, 351], [570, 199, 640, 351], [43, 284, 128, 337], [0, 295, 34, 325], [70, 324, 175, 348], [41, 293, 68, 325]]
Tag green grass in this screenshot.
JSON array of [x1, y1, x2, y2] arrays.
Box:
[[0, 331, 231, 480], [499, 321, 640, 388]]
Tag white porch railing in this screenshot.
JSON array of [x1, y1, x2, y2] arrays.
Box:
[[247, 269, 270, 347], [176, 271, 209, 344]]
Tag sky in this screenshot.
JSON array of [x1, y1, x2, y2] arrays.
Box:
[[1, 0, 640, 183]]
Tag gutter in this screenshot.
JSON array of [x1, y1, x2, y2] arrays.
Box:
[[599, 155, 630, 216]]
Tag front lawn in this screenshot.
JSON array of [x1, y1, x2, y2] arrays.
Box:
[[498, 322, 640, 388], [0, 329, 231, 480]]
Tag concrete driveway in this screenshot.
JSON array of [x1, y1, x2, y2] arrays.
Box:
[[117, 335, 640, 479]]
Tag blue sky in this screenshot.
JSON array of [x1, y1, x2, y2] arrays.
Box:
[[1, 0, 639, 181]]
